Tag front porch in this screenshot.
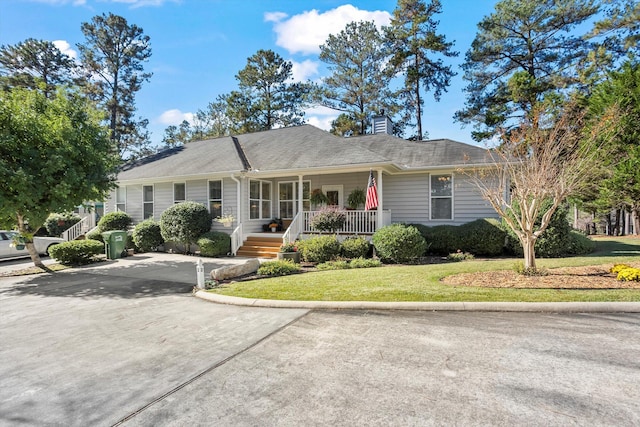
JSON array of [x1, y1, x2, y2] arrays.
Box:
[[233, 209, 391, 257]]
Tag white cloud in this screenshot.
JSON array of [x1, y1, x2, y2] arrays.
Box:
[[267, 4, 391, 55], [157, 109, 194, 126], [291, 59, 319, 82], [52, 40, 77, 59], [304, 105, 339, 131]]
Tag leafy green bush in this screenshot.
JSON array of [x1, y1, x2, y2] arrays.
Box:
[[86, 229, 104, 243], [197, 231, 231, 257], [44, 212, 81, 237], [372, 224, 427, 264], [160, 202, 211, 252], [341, 236, 370, 259], [97, 211, 132, 232], [567, 231, 596, 255], [447, 251, 475, 262], [258, 260, 301, 276], [349, 257, 382, 268], [309, 206, 346, 232], [132, 219, 164, 252], [505, 202, 576, 258], [458, 218, 506, 256], [48, 240, 104, 265], [298, 235, 341, 263], [412, 224, 461, 256]]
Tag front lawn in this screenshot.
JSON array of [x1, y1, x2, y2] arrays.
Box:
[[210, 237, 640, 302]]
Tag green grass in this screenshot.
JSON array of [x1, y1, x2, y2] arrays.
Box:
[[211, 237, 640, 302]]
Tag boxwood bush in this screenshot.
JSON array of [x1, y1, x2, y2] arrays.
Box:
[[258, 260, 300, 277], [411, 224, 462, 256], [458, 218, 506, 256], [132, 219, 164, 252], [341, 236, 370, 259], [86, 228, 104, 243], [49, 240, 104, 265], [44, 212, 81, 237], [197, 231, 231, 257], [160, 201, 211, 252], [97, 211, 132, 232], [372, 224, 426, 264], [298, 235, 341, 263]]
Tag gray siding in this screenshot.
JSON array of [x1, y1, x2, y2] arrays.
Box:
[[453, 173, 498, 223], [154, 182, 173, 219], [186, 179, 207, 205], [125, 185, 143, 224]]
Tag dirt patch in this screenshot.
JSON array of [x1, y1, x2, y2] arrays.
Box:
[[442, 263, 640, 289]]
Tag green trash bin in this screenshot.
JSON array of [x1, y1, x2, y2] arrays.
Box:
[[102, 230, 128, 259]]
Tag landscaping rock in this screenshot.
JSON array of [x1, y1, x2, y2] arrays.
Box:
[[211, 258, 260, 280]]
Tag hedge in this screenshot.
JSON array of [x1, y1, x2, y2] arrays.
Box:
[[372, 224, 426, 264], [197, 231, 231, 257], [48, 240, 104, 265]]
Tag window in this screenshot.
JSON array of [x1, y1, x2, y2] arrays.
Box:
[[249, 180, 271, 220], [430, 174, 453, 220], [278, 181, 310, 219], [174, 183, 186, 204], [116, 187, 126, 212], [208, 180, 223, 218], [143, 185, 154, 219]]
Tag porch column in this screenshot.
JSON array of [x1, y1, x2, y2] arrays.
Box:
[[377, 169, 383, 230], [298, 175, 304, 233]]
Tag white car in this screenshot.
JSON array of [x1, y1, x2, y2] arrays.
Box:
[[0, 230, 64, 259]]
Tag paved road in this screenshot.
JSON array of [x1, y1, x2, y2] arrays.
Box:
[[1, 256, 639, 426]]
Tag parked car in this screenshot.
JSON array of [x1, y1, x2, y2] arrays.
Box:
[[0, 230, 64, 259]]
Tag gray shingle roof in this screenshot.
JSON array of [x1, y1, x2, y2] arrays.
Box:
[[117, 124, 492, 181]]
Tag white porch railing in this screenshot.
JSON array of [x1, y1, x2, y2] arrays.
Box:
[[282, 211, 302, 244], [230, 223, 243, 256], [301, 210, 391, 235], [62, 215, 96, 241]]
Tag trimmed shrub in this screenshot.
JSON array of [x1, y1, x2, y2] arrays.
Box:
[[349, 257, 382, 269], [160, 201, 211, 252], [298, 235, 341, 263], [309, 206, 346, 232], [258, 260, 301, 276], [49, 240, 104, 265], [567, 231, 596, 255], [412, 224, 462, 256], [372, 224, 427, 264], [197, 231, 231, 257], [44, 212, 81, 237], [97, 211, 133, 232], [132, 219, 164, 252], [458, 218, 506, 256], [341, 236, 370, 259], [86, 228, 104, 243]]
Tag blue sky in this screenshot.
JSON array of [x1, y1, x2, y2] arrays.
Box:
[[1, 0, 498, 147]]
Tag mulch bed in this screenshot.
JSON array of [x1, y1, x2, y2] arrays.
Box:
[[442, 262, 640, 289]]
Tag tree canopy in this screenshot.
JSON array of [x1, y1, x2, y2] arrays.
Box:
[[0, 38, 78, 98], [385, 0, 458, 141], [319, 20, 399, 136], [455, 0, 600, 141], [78, 12, 152, 160], [0, 87, 120, 267]]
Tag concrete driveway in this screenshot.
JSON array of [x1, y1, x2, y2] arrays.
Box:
[[2, 254, 640, 426], [0, 254, 308, 426]]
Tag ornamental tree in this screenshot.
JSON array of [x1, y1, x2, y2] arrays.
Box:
[[0, 87, 120, 267]]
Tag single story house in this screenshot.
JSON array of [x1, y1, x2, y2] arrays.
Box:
[[108, 116, 498, 257]]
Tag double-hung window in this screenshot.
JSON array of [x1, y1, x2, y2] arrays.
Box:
[[249, 180, 271, 220], [208, 180, 223, 218], [173, 183, 186, 204], [278, 181, 310, 219], [430, 174, 453, 220], [143, 185, 154, 219], [115, 187, 126, 212]]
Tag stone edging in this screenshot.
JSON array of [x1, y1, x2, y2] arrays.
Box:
[[194, 291, 640, 312]]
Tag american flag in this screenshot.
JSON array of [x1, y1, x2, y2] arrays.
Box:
[[365, 170, 378, 210]]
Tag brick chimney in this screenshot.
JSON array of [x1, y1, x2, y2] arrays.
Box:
[[371, 110, 392, 135]]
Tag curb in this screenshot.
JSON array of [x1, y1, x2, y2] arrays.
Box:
[[195, 291, 640, 313]]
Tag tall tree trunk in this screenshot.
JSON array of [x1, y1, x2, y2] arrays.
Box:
[[16, 212, 44, 269], [614, 208, 621, 236], [414, 54, 422, 141], [633, 205, 640, 235], [521, 235, 537, 271]]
